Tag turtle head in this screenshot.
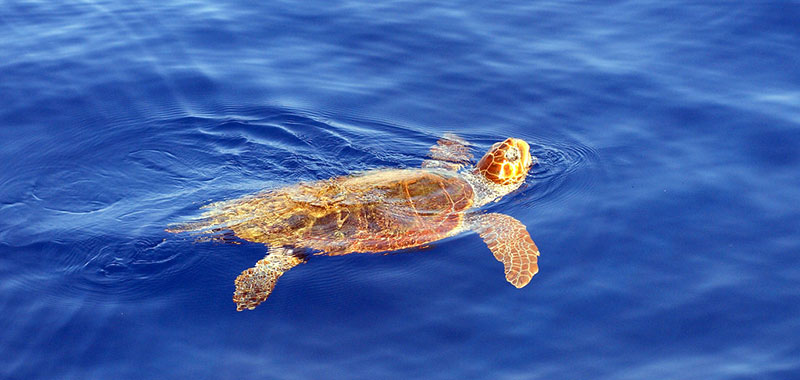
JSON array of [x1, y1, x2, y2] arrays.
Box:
[[476, 138, 534, 185]]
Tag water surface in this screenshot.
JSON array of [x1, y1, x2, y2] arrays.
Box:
[[2, 1, 800, 379]]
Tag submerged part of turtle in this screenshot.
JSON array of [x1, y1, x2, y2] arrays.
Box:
[[168, 134, 540, 311]]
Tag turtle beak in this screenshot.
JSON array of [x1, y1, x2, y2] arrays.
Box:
[[508, 138, 533, 172]]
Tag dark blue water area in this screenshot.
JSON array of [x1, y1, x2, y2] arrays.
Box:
[[2, 1, 800, 379]]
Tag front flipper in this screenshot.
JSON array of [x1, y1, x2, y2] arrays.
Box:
[[422, 133, 473, 170], [470, 213, 540, 288], [233, 248, 306, 311]]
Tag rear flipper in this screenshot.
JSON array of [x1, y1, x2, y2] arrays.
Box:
[[470, 213, 540, 288], [233, 248, 306, 311]]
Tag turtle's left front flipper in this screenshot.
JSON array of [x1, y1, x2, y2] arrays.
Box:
[[470, 213, 539, 288], [422, 133, 473, 170]]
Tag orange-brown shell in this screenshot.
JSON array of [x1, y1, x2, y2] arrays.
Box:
[[195, 169, 474, 255]]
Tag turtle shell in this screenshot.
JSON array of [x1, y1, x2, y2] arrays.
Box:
[[200, 169, 474, 254]]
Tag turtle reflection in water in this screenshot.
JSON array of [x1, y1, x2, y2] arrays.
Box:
[[168, 134, 541, 311]]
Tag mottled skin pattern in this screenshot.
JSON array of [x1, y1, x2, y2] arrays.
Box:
[[423, 132, 473, 171], [169, 135, 540, 311], [477, 138, 533, 185], [474, 213, 539, 287], [235, 251, 305, 309]]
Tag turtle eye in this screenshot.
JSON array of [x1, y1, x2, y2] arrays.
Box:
[[504, 146, 520, 162]]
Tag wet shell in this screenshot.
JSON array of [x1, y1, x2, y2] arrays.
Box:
[[197, 169, 474, 254]]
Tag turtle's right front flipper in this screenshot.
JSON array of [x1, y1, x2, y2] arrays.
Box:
[[233, 248, 306, 311], [470, 213, 539, 288]]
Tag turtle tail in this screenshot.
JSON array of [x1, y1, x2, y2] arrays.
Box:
[[233, 251, 306, 311]]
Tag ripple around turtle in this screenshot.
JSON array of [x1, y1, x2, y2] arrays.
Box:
[[2, 238, 181, 305], [140, 107, 598, 234], [526, 138, 601, 204], [8, 105, 597, 310], [466, 132, 603, 215]]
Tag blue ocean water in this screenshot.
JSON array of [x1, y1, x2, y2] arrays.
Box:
[[2, 1, 800, 379]]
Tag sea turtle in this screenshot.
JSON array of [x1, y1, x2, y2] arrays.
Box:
[[169, 134, 540, 311]]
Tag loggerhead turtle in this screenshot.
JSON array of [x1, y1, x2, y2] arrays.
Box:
[[168, 134, 540, 311]]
